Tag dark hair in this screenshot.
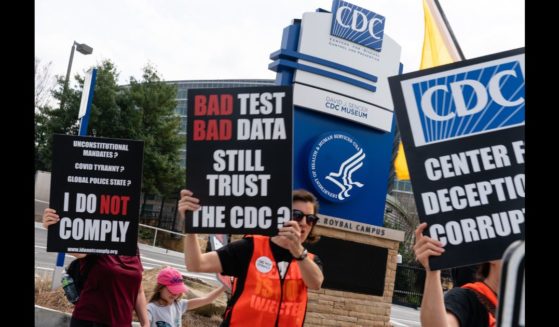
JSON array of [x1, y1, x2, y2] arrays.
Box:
[[292, 189, 320, 244], [149, 284, 165, 303], [476, 262, 491, 280], [451, 264, 480, 287]]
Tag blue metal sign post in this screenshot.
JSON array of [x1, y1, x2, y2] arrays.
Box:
[[51, 68, 97, 290]]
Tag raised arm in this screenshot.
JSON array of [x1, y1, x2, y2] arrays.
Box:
[[413, 223, 460, 327], [187, 285, 227, 310], [178, 189, 223, 273], [278, 221, 323, 290], [295, 252, 323, 290]]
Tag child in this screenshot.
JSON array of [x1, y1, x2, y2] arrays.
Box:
[[147, 266, 226, 327]]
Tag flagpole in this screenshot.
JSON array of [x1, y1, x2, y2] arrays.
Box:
[[431, 0, 466, 60]]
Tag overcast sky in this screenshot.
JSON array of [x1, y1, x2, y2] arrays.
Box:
[[35, 0, 524, 86]]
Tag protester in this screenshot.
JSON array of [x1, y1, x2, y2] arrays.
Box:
[[450, 264, 480, 288], [178, 188, 324, 326], [43, 208, 149, 327], [414, 222, 501, 327], [147, 266, 226, 327]]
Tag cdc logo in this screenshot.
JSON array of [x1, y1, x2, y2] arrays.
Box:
[[410, 59, 524, 146], [331, 0, 385, 52], [308, 131, 366, 203]]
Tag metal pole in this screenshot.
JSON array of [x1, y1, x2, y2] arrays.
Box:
[[51, 41, 94, 290], [153, 230, 158, 247], [50, 42, 76, 291], [59, 42, 76, 111]]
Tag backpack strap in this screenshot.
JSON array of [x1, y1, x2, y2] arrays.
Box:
[[77, 255, 98, 290], [82, 255, 97, 277]]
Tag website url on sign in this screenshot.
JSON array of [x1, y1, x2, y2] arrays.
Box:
[[67, 247, 118, 254]]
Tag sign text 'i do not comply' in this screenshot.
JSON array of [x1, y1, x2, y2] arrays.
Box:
[[186, 86, 293, 236], [47, 134, 144, 256]]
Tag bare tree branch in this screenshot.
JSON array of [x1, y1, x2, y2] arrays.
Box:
[[35, 57, 55, 109]]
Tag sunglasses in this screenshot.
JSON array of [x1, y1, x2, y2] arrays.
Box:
[[292, 209, 319, 225]]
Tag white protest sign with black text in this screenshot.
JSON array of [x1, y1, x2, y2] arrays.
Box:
[[389, 48, 525, 270], [47, 134, 144, 256], [186, 86, 293, 236]]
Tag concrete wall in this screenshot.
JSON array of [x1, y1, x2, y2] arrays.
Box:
[[304, 224, 402, 327]]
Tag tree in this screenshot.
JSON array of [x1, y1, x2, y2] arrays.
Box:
[[130, 64, 184, 196], [35, 60, 184, 196], [35, 73, 83, 171], [84, 60, 142, 140], [35, 57, 55, 109]]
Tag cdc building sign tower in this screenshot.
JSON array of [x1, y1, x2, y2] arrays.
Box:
[[270, 0, 401, 227], [269, 1, 406, 325]]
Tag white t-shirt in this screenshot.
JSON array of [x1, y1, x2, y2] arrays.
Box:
[[147, 299, 189, 327]]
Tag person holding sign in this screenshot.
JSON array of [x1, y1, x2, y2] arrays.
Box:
[[178, 188, 324, 327], [43, 208, 149, 327], [414, 222, 501, 327]]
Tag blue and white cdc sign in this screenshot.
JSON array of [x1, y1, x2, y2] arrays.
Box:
[[331, 0, 385, 52], [390, 48, 525, 270], [270, 0, 401, 227]]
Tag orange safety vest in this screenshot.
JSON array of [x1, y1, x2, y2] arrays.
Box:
[[225, 235, 313, 327], [462, 282, 498, 327]]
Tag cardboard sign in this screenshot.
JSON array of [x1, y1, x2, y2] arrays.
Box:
[[47, 134, 144, 255], [185, 86, 293, 235], [389, 48, 525, 269]]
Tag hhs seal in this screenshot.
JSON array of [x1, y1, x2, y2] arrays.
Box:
[[308, 132, 366, 203]]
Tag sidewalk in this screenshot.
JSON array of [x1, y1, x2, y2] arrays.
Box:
[[35, 305, 142, 327]]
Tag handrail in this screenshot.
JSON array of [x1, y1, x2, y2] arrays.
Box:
[[138, 223, 184, 236], [138, 223, 184, 247]]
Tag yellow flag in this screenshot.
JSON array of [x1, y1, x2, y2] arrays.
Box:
[[394, 0, 464, 181], [420, 0, 463, 68], [394, 142, 410, 180]]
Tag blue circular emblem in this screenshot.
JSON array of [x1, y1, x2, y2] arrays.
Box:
[[308, 131, 366, 203]]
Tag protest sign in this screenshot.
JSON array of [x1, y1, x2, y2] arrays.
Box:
[[186, 86, 293, 236], [389, 48, 525, 269], [47, 134, 144, 255]]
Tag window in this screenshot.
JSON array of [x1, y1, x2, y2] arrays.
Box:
[[177, 87, 187, 99], [180, 117, 187, 133], [175, 100, 187, 115]]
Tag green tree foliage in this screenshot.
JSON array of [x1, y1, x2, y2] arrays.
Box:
[[35, 73, 83, 171], [35, 60, 184, 196], [129, 64, 184, 195]]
